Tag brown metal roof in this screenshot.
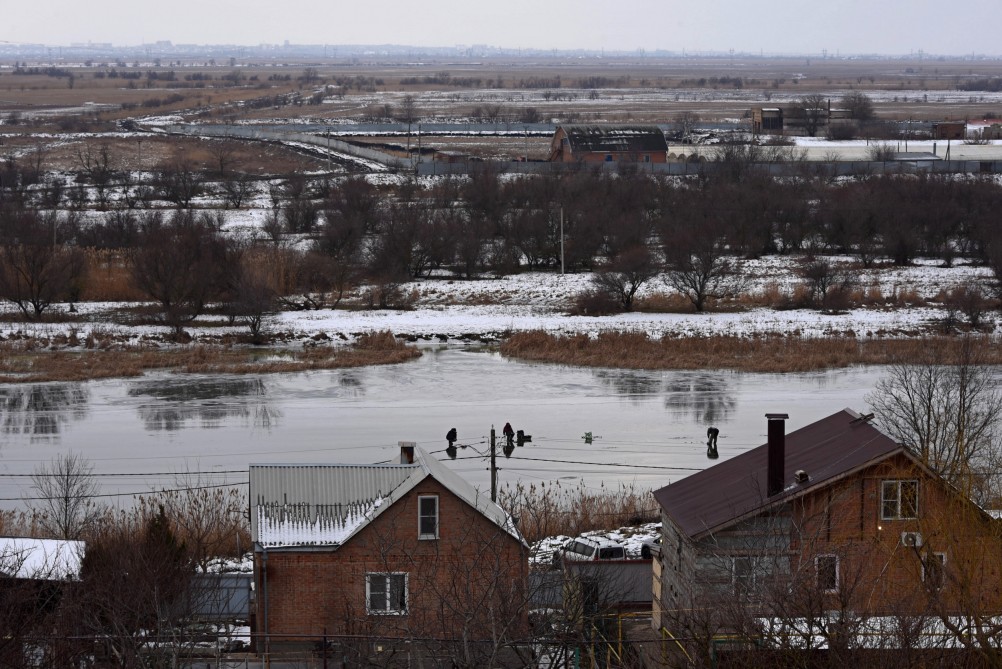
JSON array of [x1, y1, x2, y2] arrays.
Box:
[[559, 125, 668, 154], [653, 408, 904, 540]]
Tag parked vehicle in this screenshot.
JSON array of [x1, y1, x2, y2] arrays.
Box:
[[640, 536, 661, 559], [552, 537, 626, 566]]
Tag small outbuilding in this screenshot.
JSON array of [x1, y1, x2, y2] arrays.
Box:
[[932, 121, 966, 140], [751, 107, 784, 133]]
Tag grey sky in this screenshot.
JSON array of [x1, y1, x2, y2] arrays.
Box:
[[5, 0, 998, 56]]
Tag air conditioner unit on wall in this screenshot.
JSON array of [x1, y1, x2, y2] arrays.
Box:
[[901, 531, 923, 548]]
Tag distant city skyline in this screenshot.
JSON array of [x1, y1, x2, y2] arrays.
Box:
[[5, 0, 1000, 58]]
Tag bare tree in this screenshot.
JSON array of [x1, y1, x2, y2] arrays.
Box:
[[662, 214, 742, 313], [220, 173, 255, 209], [0, 207, 86, 319], [867, 142, 897, 162], [131, 210, 237, 339], [591, 245, 659, 311], [155, 153, 205, 209], [797, 256, 858, 312], [226, 259, 276, 343], [841, 91, 875, 121], [794, 93, 828, 137], [30, 453, 100, 540], [75, 142, 116, 209], [70, 505, 197, 669], [671, 111, 701, 143], [865, 337, 1002, 499]]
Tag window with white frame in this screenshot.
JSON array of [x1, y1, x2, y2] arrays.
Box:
[[922, 552, 946, 590], [881, 480, 919, 520], [418, 495, 439, 540], [815, 554, 839, 593], [366, 573, 408, 615]]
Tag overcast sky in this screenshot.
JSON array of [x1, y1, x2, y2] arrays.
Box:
[[4, 0, 998, 56]]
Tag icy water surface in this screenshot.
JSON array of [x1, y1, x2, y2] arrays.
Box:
[[0, 347, 884, 502]]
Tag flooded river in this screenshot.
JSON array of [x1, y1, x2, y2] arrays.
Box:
[[0, 347, 886, 504]]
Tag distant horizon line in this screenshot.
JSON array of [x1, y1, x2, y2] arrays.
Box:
[[1, 41, 1000, 61]]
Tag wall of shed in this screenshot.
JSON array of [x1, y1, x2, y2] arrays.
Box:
[[254, 477, 528, 651], [654, 514, 696, 630]]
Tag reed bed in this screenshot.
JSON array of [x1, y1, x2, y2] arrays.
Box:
[[0, 331, 419, 383], [498, 481, 657, 545], [500, 331, 1002, 373]]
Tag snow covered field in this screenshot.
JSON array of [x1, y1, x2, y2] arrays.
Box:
[[2, 254, 990, 346]]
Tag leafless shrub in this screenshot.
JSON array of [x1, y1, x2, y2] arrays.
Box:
[[942, 282, 990, 328]]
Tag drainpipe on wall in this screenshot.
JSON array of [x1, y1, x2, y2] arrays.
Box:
[[257, 542, 270, 668]]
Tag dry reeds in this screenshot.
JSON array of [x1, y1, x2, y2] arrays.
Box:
[[500, 331, 1002, 373], [498, 481, 656, 544], [81, 249, 145, 301], [0, 331, 419, 383]]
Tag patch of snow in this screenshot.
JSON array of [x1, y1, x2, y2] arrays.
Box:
[[0, 538, 85, 581], [256, 497, 382, 547]]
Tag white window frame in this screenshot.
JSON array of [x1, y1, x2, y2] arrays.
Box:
[[365, 572, 408, 615], [881, 480, 919, 520], [418, 494, 439, 540], [815, 554, 840, 593], [922, 552, 947, 590]]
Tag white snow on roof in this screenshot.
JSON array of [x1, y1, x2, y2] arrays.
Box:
[[0, 538, 85, 581], [257, 497, 382, 548], [252, 448, 524, 549]]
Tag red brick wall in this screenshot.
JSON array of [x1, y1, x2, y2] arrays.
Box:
[[790, 453, 1002, 615], [255, 477, 528, 645]]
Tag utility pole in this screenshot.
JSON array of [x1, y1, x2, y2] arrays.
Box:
[[560, 207, 565, 275], [490, 426, 497, 502]]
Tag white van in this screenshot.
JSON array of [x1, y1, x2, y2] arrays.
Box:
[[552, 536, 626, 566]]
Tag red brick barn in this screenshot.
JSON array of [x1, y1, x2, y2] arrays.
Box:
[[548, 125, 668, 163], [653, 410, 1002, 665], [251, 444, 529, 664]]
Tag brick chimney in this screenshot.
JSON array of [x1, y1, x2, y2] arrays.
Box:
[[766, 414, 789, 497], [399, 441, 416, 464]]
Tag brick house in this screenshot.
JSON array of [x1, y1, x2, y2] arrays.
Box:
[[250, 444, 529, 663], [548, 125, 668, 163], [653, 409, 1002, 661]]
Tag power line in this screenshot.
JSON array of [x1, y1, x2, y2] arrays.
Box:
[[0, 470, 248, 478], [0, 480, 249, 502], [443, 453, 703, 473]]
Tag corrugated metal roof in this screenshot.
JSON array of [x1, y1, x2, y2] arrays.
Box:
[[653, 409, 903, 540], [560, 124, 668, 154], [250, 449, 524, 547], [250, 463, 415, 542]]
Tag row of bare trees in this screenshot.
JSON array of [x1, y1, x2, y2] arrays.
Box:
[[6, 160, 1002, 331], [0, 454, 249, 668]]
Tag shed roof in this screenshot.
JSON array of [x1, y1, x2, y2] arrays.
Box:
[[250, 448, 523, 549], [891, 152, 941, 161], [558, 124, 668, 153], [653, 409, 903, 540]]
